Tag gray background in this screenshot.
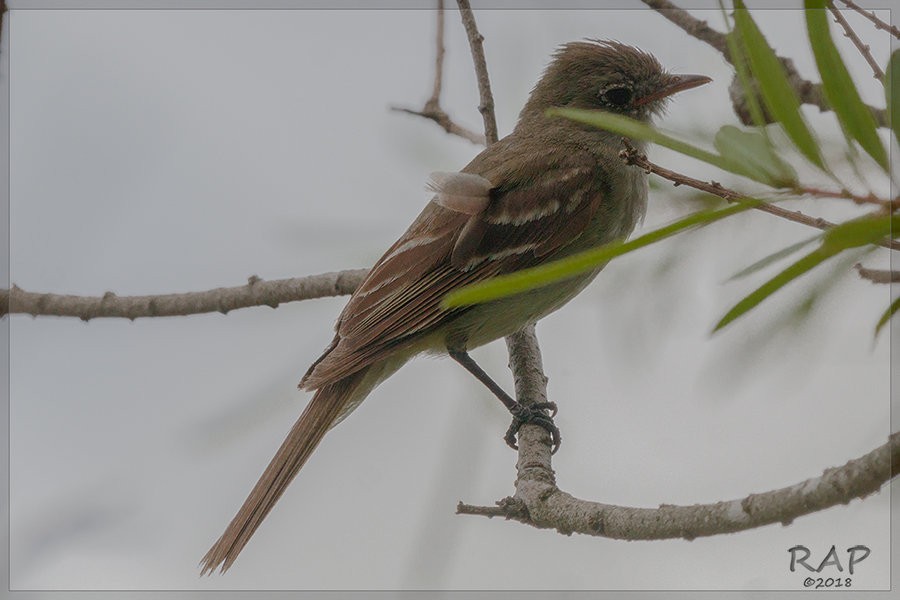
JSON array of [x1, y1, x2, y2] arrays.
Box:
[[3, 2, 896, 593]]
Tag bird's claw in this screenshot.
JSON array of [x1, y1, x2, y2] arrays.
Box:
[[504, 402, 561, 454]]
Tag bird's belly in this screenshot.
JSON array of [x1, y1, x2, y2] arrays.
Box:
[[443, 266, 602, 351]]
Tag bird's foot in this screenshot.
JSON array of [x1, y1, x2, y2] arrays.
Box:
[[504, 402, 561, 454]]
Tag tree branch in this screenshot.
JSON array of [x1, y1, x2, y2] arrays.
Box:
[[430, 0, 446, 102], [459, 432, 898, 541], [639, 0, 889, 128], [1, 270, 368, 320], [837, 0, 900, 39], [795, 186, 895, 208], [391, 106, 485, 146], [854, 263, 900, 283], [505, 324, 556, 460], [640, 0, 728, 54], [456, 0, 498, 146], [390, 1, 486, 145], [828, 2, 885, 80], [618, 139, 900, 252]]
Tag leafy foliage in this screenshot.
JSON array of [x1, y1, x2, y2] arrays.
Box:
[[806, 0, 888, 169], [733, 0, 826, 169]]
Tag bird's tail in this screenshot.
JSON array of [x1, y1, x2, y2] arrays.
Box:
[[200, 367, 370, 575]]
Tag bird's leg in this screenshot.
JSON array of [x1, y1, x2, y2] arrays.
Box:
[[448, 349, 561, 454]]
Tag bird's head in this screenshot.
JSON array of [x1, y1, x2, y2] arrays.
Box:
[[518, 40, 710, 126]]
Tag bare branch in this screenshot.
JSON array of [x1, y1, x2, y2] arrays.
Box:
[[838, 0, 900, 39], [1, 270, 368, 320], [640, 0, 728, 54], [640, 0, 889, 128], [795, 186, 895, 208], [431, 0, 446, 103], [855, 263, 900, 283], [506, 324, 557, 461], [828, 3, 885, 80], [390, 105, 486, 145], [618, 139, 900, 251], [456, 0, 498, 145], [459, 433, 897, 540], [390, 1, 486, 145]]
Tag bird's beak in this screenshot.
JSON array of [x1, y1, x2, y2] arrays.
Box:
[[634, 73, 712, 106]]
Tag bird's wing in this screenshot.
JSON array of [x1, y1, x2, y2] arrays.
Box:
[[300, 152, 607, 390]]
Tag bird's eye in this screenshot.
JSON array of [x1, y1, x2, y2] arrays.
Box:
[[602, 86, 633, 107]]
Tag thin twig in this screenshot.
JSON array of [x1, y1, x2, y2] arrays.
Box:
[[640, 0, 728, 54], [430, 0, 445, 104], [795, 186, 895, 208], [855, 263, 900, 283], [618, 139, 900, 251], [828, 3, 885, 80], [391, 106, 485, 145], [455, 502, 506, 518], [1, 270, 368, 320], [838, 0, 900, 39], [390, 1, 486, 145], [459, 432, 898, 541], [456, 0, 498, 145], [639, 0, 889, 128]]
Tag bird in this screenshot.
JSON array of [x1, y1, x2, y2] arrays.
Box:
[[200, 39, 710, 574]]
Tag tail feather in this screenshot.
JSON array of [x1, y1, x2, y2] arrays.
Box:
[[200, 368, 368, 575]]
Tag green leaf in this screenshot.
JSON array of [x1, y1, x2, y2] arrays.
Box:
[[716, 213, 897, 330], [886, 49, 900, 146], [875, 295, 900, 337], [821, 213, 899, 249], [714, 247, 834, 331], [727, 233, 822, 281], [550, 108, 722, 164], [805, 1, 888, 170], [724, 28, 768, 128], [549, 108, 780, 186], [714, 125, 798, 186], [443, 202, 756, 308], [732, 1, 826, 169]]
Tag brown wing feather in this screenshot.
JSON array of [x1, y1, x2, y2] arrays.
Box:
[[301, 150, 605, 391]]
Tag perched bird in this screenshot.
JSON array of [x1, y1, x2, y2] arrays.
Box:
[[201, 39, 709, 574]]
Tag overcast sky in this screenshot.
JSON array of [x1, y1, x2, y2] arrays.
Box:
[[4, 3, 896, 595]]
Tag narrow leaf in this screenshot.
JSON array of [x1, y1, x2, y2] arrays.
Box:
[[724, 28, 768, 128], [714, 125, 797, 187], [716, 213, 897, 331], [886, 49, 899, 146], [875, 295, 900, 337], [821, 213, 899, 249], [727, 233, 822, 281], [550, 108, 782, 186], [444, 202, 755, 308], [550, 108, 723, 165], [714, 247, 834, 331], [805, 1, 888, 170], [733, 1, 826, 169]]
